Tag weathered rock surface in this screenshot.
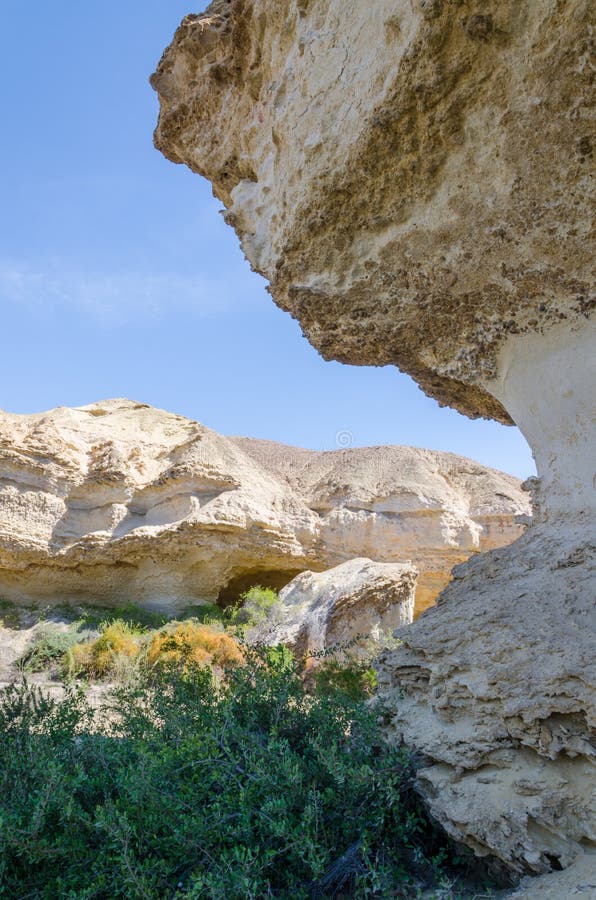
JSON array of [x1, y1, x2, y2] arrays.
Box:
[[0, 399, 313, 613], [151, 0, 594, 424], [234, 436, 528, 614], [510, 851, 596, 898], [151, 0, 595, 883], [257, 558, 416, 656], [377, 525, 596, 875], [0, 399, 526, 615], [151, 0, 594, 526]]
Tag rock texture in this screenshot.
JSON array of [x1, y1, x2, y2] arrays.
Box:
[[151, 0, 594, 423], [234, 436, 528, 614], [510, 852, 596, 898], [0, 399, 312, 613], [377, 526, 596, 875], [151, 0, 595, 884], [0, 399, 526, 615], [257, 558, 416, 656]]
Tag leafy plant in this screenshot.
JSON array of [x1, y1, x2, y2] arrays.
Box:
[[227, 585, 282, 627], [0, 647, 490, 898], [65, 618, 142, 678], [73, 603, 168, 632], [312, 657, 379, 701], [180, 603, 227, 625], [0, 598, 23, 629], [16, 625, 83, 673]]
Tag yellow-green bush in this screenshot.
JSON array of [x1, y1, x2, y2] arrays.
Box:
[[146, 622, 243, 671], [64, 619, 243, 680], [226, 585, 281, 627], [65, 620, 141, 678]]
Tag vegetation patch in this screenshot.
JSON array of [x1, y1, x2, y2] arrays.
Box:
[[0, 647, 494, 899], [180, 602, 227, 625], [70, 603, 169, 632], [64, 619, 244, 680], [226, 584, 283, 628], [64, 619, 143, 679], [0, 598, 22, 629], [146, 621, 243, 670], [16, 626, 84, 674], [312, 657, 379, 702]]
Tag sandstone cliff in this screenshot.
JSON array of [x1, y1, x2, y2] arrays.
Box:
[[234, 435, 528, 613], [151, 0, 595, 882], [0, 399, 526, 614]]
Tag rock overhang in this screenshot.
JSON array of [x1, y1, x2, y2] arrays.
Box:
[[151, 0, 594, 423]]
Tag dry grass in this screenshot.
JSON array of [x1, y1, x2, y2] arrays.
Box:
[[66, 620, 141, 678], [146, 622, 243, 670], [64, 619, 243, 681]]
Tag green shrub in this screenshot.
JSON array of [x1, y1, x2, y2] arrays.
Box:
[[75, 603, 168, 632], [0, 598, 26, 629], [64, 618, 143, 679], [0, 647, 483, 898], [108, 604, 169, 630], [181, 603, 227, 625], [312, 658, 379, 701], [228, 584, 282, 627], [16, 626, 82, 673]]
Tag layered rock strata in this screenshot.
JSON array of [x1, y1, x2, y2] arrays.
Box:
[[0, 399, 526, 615], [151, 0, 595, 881], [377, 526, 596, 874], [234, 436, 528, 614]]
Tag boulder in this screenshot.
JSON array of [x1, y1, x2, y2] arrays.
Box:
[[510, 852, 596, 899], [151, 0, 595, 879], [0, 399, 527, 615], [257, 558, 416, 655]]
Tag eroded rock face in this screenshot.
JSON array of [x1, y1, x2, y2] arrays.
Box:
[[257, 558, 416, 655], [234, 436, 528, 614], [0, 399, 313, 613], [510, 851, 596, 898], [151, 0, 595, 882], [151, 0, 594, 422], [377, 526, 596, 875], [0, 400, 526, 614]]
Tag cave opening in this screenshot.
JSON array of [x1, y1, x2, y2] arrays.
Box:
[[216, 568, 305, 607]]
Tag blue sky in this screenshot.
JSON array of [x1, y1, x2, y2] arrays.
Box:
[[0, 1, 534, 478]]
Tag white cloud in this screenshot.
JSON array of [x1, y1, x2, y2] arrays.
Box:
[[0, 260, 261, 325]]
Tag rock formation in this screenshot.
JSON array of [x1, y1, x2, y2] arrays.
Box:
[[377, 529, 596, 875], [0, 399, 311, 613], [0, 399, 525, 615], [235, 436, 528, 614], [257, 558, 417, 656], [510, 851, 596, 899], [151, 0, 595, 882]]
